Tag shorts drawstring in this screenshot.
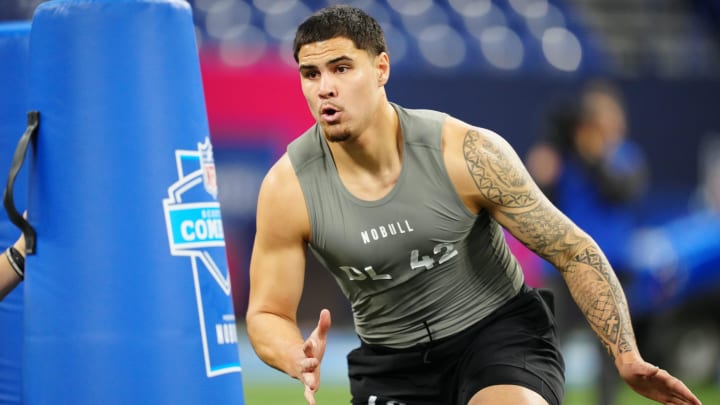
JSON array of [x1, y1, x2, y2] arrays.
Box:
[[422, 321, 433, 364]]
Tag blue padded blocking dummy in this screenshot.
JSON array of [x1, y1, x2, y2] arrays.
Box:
[[24, 0, 244, 403], [0, 21, 30, 405]]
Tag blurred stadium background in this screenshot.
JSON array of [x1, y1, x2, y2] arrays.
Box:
[[3, 0, 720, 404]]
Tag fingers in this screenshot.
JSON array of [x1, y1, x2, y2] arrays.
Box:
[[303, 309, 332, 360], [300, 357, 319, 373], [303, 371, 318, 390], [304, 384, 316, 405], [666, 395, 702, 405], [299, 309, 331, 404], [298, 353, 319, 387], [666, 377, 702, 405], [650, 369, 702, 405], [622, 361, 703, 405], [303, 371, 320, 404]]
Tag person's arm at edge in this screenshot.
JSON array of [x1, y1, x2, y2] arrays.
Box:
[[245, 154, 331, 404], [0, 234, 26, 300], [443, 118, 701, 405]]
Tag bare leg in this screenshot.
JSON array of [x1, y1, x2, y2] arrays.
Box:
[[467, 384, 549, 405]]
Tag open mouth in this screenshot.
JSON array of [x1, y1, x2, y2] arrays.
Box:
[[321, 105, 341, 121]]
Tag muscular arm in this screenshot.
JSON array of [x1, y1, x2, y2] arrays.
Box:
[[246, 154, 310, 378], [457, 126, 638, 363], [443, 123, 701, 404]]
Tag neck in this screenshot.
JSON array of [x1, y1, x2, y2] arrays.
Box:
[[326, 101, 402, 200], [328, 101, 400, 172]]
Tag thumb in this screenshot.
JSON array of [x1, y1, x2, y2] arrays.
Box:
[[316, 309, 332, 340]]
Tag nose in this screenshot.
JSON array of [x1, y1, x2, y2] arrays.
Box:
[[319, 74, 336, 98]]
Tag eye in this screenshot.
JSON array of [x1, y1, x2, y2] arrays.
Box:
[[336, 65, 349, 73], [303, 70, 319, 79]]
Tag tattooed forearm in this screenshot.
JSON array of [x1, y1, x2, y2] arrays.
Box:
[[501, 203, 577, 260], [564, 245, 637, 359], [511, 209, 640, 360], [463, 130, 536, 208]]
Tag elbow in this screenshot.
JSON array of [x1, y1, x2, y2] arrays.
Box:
[[244, 307, 264, 347]]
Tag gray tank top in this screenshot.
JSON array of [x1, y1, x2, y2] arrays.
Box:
[[288, 103, 524, 348]]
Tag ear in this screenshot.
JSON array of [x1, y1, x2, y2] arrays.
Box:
[[376, 52, 390, 86]]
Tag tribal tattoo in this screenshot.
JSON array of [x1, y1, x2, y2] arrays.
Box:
[[501, 204, 575, 260], [463, 130, 536, 208], [567, 246, 636, 358], [462, 129, 636, 360]]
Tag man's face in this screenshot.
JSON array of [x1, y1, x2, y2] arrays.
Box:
[[588, 92, 627, 145], [297, 36, 386, 143]]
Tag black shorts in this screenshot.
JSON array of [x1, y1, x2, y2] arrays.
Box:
[[347, 285, 565, 405]]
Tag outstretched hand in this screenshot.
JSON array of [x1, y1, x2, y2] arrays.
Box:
[[301, 309, 332, 405], [619, 359, 702, 405]]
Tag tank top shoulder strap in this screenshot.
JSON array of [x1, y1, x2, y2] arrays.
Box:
[[392, 103, 447, 149], [288, 124, 325, 174]]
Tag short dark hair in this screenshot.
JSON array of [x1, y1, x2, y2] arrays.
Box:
[[580, 79, 625, 117], [293, 5, 387, 62]]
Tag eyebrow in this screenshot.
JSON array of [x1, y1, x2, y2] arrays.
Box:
[[299, 55, 354, 72]]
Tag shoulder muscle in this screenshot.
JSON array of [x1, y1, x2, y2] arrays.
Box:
[[443, 117, 536, 212], [256, 154, 310, 244]]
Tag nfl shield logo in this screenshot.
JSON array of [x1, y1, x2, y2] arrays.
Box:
[[198, 138, 218, 199], [163, 137, 240, 377]]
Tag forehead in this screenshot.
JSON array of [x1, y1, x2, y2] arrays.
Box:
[[297, 36, 365, 64]]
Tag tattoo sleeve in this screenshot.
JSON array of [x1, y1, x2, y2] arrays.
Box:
[[463, 129, 638, 360]]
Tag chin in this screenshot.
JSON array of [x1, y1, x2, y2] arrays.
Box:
[[322, 124, 352, 143], [326, 132, 352, 143]]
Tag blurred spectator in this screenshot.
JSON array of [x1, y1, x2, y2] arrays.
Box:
[[626, 135, 720, 309], [691, 135, 720, 213], [526, 79, 649, 405], [625, 135, 720, 384]]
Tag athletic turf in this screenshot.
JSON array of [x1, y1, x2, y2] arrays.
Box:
[[243, 382, 720, 404]]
